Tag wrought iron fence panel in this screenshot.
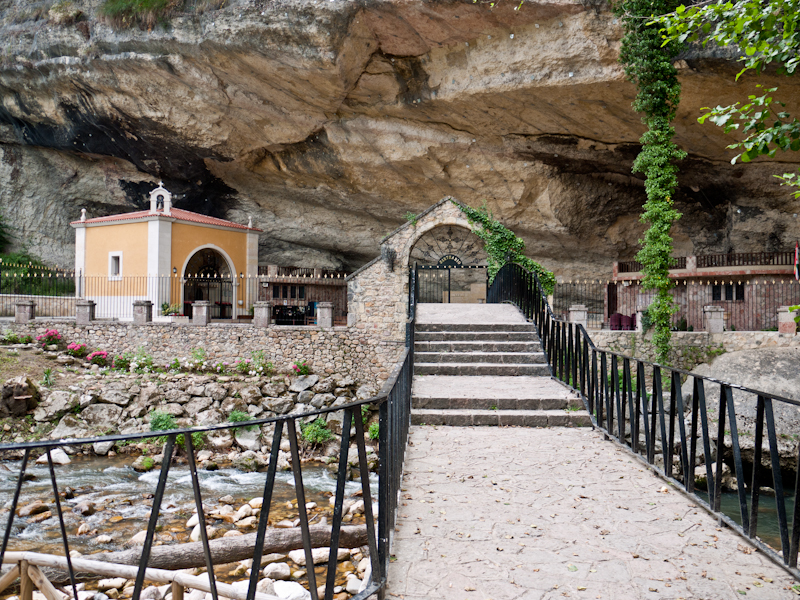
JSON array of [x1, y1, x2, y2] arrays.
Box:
[[488, 262, 800, 578], [0, 350, 413, 600]]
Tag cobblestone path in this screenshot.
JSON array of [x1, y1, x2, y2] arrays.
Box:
[[386, 426, 798, 600]]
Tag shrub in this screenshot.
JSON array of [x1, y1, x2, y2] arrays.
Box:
[[2, 331, 20, 344], [368, 422, 379, 441], [292, 361, 310, 376], [112, 351, 133, 371], [234, 358, 252, 375], [86, 351, 109, 367], [36, 329, 61, 348], [130, 347, 154, 373], [66, 342, 88, 358], [149, 410, 177, 432], [100, 0, 180, 29], [250, 350, 274, 377], [228, 410, 257, 431], [161, 302, 182, 316], [299, 418, 332, 445]]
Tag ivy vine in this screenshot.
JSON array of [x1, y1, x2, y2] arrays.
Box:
[[615, 0, 686, 364], [454, 200, 556, 295]]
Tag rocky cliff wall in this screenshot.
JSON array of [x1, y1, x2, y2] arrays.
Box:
[[1, 0, 799, 276]]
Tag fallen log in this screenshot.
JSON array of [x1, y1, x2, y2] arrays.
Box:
[[18, 525, 370, 584]]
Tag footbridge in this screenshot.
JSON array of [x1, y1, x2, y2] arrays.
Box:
[[0, 263, 799, 600]]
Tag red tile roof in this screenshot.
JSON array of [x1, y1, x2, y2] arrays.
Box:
[[71, 208, 262, 232]]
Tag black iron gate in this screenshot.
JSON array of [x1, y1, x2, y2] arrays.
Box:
[[413, 264, 488, 303]]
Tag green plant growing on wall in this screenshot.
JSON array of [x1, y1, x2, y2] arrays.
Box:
[[100, 0, 180, 29], [615, 0, 686, 365], [300, 418, 333, 446], [453, 200, 556, 294], [404, 211, 419, 227]]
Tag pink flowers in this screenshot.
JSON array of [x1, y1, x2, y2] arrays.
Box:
[[66, 342, 88, 358], [86, 351, 109, 367], [36, 329, 61, 348]]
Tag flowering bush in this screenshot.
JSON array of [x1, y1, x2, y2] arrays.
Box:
[[235, 358, 252, 375], [86, 351, 109, 367], [292, 361, 310, 376], [66, 342, 88, 358], [36, 329, 61, 348], [112, 351, 132, 371]]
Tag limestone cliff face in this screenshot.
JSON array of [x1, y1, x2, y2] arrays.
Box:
[[1, 0, 799, 276]]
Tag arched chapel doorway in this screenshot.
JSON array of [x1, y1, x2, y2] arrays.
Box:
[[409, 225, 488, 303], [183, 247, 234, 319]]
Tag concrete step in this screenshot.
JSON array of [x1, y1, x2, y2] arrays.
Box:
[[414, 351, 546, 365], [414, 363, 550, 376], [414, 340, 542, 353], [415, 323, 536, 333], [415, 331, 539, 342], [412, 395, 583, 411], [410, 408, 592, 427]]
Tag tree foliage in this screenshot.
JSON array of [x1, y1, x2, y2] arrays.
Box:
[[454, 200, 556, 294], [657, 0, 800, 196], [615, 0, 686, 364]]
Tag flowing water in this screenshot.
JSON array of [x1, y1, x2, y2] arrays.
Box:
[[0, 455, 375, 559], [717, 491, 796, 553]]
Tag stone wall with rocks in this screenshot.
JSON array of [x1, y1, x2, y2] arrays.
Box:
[[591, 330, 800, 371], [4, 321, 405, 386], [347, 198, 475, 340], [35, 371, 375, 453]]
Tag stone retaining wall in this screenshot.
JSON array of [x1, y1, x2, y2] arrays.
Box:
[[591, 330, 800, 370], [3, 321, 405, 385]]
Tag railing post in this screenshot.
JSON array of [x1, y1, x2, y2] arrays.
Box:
[[317, 301, 334, 328], [75, 299, 95, 325], [253, 301, 272, 327], [15, 301, 35, 324], [20, 560, 32, 600], [133, 300, 153, 325]]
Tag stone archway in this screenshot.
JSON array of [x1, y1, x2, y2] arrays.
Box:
[[409, 224, 488, 267]]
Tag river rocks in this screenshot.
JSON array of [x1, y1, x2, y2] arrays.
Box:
[[207, 430, 234, 450], [50, 415, 88, 440], [263, 562, 291, 581], [81, 404, 123, 428], [36, 448, 71, 465], [345, 576, 362, 595], [97, 579, 126, 592], [72, 501, 96, 516], [18, 500, 49, 517], [99, 389, 133, 407], [0, 376, 40, 418], [273, 581, 310, 600], [287, 548, 349, 566], [205, 383, 228, 402], [132, 456, 155, 472], [95, 535, 113, 544], [289, 376, 319, 393], [189, 524, 219, 542], [93, 441, 115, 455], [234, 428, 261, 451], [233, 451, 266, 472], [34, 391, 78, 422]]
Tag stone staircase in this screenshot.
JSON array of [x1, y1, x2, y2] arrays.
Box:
[[410, 305, 592, 427]]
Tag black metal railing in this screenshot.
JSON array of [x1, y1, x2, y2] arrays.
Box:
[[489, 262, 800, 576], [0, 355, 413, 600], [618, 256, 687, 273]]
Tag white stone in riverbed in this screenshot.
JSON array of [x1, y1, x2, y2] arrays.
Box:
[[36, 448, 71, 465], [222, 530, 243, 537], [126, 531, 148, 546], [218, 504, 234, 516], [233, 504, 253, 521], [345, 575, 362, 595], [186, 514, 200, 528], [77, 523, 90, 535], [189, 524, 218, 542], [95, 535, 112, 544], [273, 581, 310, 600], [93, 441, 115, 455], [236, 516, 258, 528], [248, 497, 263, 509], [256, 579, 275, 595], [262, 562, 290, 580], [260, 553, 286, 565], [97, 578, 126, 591], [287, 548, 349, 566]]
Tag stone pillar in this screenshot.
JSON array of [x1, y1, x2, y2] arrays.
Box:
[[192, 301, 211, 326], [75, 300, 95, 326], [253, 301, 272, 328], [568, 304, 588, 331], [635, 303, 649, 334], [317, 301, 334, 328], [15, 301, 35, 324], [703, 305, 725, 333], [133, 300, 153, 325], [778, 306, 798, 334]]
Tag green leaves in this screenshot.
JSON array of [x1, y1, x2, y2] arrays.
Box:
[[616, 0, 685, 365]]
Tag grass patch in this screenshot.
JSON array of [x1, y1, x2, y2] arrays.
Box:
[[100, 0, 181, 29]]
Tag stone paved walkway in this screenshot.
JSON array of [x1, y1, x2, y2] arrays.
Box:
[[386, 427, 798, 600]]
